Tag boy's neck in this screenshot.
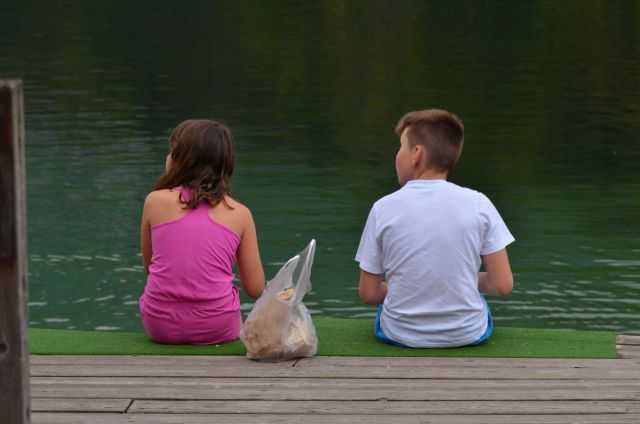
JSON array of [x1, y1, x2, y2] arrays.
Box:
[[413, 168, 448, 181]]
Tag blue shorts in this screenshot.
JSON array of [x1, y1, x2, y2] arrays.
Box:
[[374, 297, 494, 348]]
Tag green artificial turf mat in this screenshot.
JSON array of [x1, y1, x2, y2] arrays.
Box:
[[314, 318, 616, 358], [29, 317, 617, 359]]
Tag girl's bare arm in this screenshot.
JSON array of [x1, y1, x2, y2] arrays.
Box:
[[236, 208, 265, 299], [140, 195, 153, 275]]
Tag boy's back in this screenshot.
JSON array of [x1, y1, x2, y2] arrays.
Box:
[[356, 109, 514, 348], [357, 179, 513, 347]]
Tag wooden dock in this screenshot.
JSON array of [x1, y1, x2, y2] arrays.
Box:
[[30, 335, 640, 423]]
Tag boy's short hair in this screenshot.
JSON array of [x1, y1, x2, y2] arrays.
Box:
[[395, 109, 464, 173]]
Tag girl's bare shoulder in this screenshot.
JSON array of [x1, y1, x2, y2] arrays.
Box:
[[144, 188, 181, 210], [224, 196, 252, 217], [143, 189, 187, 226]]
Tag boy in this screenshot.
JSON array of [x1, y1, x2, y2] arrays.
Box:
[[355, 109, 514, 347]]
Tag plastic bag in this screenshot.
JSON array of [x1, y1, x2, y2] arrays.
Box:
[[240, 239, 317, 362]]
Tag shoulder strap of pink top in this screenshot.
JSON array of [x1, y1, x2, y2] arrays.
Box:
[[176, 186, 208, 211], [175, 185, 192, 202]]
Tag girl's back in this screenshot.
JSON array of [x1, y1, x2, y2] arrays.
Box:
[[139, 119, 265, 345], [143, 186, 242, 305]]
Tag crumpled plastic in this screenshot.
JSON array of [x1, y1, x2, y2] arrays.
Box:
[[240, 240, 317, 362]]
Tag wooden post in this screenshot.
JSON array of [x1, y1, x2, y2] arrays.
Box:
[[0, 80, 30, 424]]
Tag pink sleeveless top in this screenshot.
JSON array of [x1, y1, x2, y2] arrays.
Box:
[[143, 186, 241, 311]]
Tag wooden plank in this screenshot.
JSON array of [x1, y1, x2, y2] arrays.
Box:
[[31, 355, 637, 369], [30, 376, 640, 401], [28, 354, 640, 423], [293, 356, 639, 368], [129, 399, 640, 415], [30, 355, 296, 373], [29, 356, 640, 380], [29, 362, 640, 380], [289, 357, 640, 380], [30, 355, 267, 366], [32, 398, 129, 413], [0, 79, 29, 424], [30, 413, 640, 424], [617, 335, 640, 346], [617, 344, 640, 359]]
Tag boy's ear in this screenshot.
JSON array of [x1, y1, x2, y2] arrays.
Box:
[[412, 145, 425, 168]]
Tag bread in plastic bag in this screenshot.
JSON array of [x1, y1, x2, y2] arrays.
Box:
[[240, 239, 317, 362]]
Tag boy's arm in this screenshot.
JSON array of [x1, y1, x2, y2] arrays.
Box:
[[478, 248, 513, 297], [359, 270, 387, 305]]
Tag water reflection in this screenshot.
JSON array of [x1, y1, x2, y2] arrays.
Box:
[[2, 1, 639, 334]]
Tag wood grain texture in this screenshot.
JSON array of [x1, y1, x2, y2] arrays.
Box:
[[31, 413, 640, 424], [32, 398, 129, 413], [617, 344, 640, 359], [616, 335, 640, 346], [30, 376, 640, 401], [31, 354, 635, 368], [0, 79, 29, 424], [29, 353, 640, 423], [127, 399, 640, 415]]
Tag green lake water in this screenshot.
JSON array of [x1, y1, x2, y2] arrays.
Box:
[[1, 1, 639, 334]]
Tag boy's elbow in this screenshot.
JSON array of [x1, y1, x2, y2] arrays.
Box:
[[496, 276, 514, 297], [361, 296, 378, 306], [359, 288, 375, 305], [359, 288, 382, 305]]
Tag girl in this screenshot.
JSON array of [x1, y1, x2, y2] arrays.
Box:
[[139, 119, 265, 345]]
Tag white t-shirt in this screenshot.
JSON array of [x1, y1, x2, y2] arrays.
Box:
[[356, 179, 515, 347]]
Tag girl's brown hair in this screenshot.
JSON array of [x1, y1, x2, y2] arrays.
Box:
[[153, 119, 235, 209]]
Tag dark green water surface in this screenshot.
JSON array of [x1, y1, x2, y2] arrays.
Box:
[[1, 1, 639, 334]]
